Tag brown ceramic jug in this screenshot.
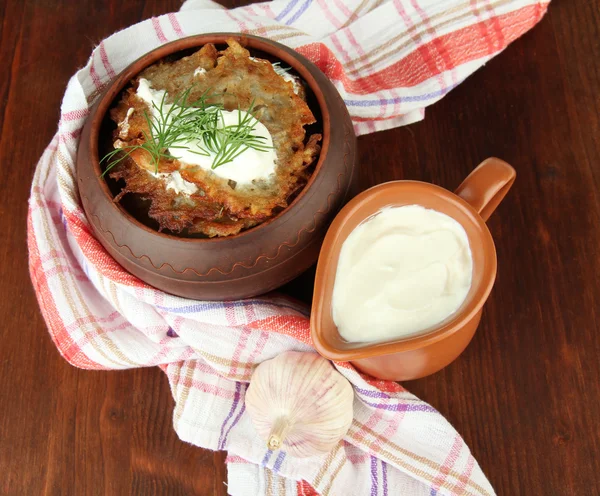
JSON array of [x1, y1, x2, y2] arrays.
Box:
[[311, 158, 516, 381]]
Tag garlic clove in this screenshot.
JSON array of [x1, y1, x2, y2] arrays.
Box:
[[245, 351, 354, 458]]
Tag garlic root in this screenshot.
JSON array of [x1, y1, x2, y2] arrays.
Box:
[[267, 416, 290, 450]]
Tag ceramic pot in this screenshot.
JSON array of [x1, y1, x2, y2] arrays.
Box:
[[76, 33, 357, 300]]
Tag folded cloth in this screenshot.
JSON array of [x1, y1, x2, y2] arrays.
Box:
[[28, 1, 548, 494]]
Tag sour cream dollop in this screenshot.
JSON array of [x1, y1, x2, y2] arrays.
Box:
[[332, 205, 473, 343], [135, 78, 277, 185]]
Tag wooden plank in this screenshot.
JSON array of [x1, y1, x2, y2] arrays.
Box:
[[1, 1, 599, 494]]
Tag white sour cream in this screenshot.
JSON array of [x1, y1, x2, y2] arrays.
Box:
[[147, 170, 199, 195], [117, 107, 134, 139], [136, 78, 164, 111], [135, 78, 277, 185], [332, 205, 473, 343], [165, 170, 198, 195], [174, 110, 276, 184]]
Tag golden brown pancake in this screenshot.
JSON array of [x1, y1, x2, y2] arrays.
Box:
[[107, 39, 321, 237]]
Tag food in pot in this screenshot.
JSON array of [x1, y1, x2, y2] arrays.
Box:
[[103, 39, 321, 237]]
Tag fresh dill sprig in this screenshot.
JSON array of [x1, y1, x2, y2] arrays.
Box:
[[186, 100, 271, 169], [101, 85, 272, 176]]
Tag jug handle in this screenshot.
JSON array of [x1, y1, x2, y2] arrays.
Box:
[[455, 157, 516, 222]]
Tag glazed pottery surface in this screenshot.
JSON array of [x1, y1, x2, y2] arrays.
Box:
[[76, 33, 357, 300], [311, 158, 516, 381]]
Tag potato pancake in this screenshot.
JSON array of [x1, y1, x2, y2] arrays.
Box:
[[106, 39, 321, 237]]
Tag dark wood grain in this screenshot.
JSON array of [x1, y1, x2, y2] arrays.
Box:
[[1, 0, 598, 495]]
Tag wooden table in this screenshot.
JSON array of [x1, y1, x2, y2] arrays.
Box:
[[1, 1, 599, 494]]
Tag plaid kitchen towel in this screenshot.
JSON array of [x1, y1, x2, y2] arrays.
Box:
[[28, 1, 549, 494]]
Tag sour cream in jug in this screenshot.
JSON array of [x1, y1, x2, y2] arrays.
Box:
[[332, 205, 473, 343]]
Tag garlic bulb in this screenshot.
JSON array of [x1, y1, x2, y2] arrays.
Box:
[[245, 351, 354, 458]]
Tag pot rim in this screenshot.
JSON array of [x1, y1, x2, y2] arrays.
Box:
[[86, 33, 331, 244]]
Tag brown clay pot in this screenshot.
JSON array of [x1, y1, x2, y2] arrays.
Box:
[[311, 158, 516, 381], [76, 33, 356, 300]]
